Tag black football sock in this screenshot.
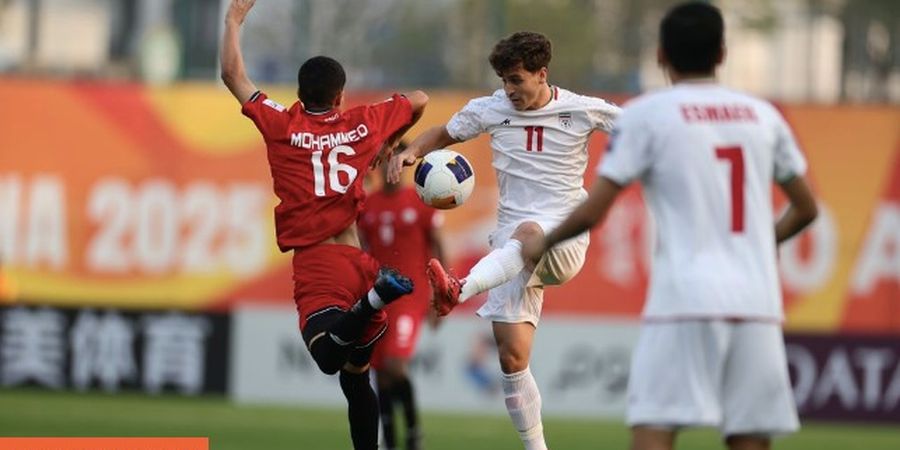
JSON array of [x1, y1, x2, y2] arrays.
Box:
[[340, 370, 379, 450], [378, 384, 397, 450], [394, 376, 421, 449]]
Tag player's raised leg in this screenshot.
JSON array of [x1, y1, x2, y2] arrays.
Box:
[[429, 221, 543, 316], [493, 321, 547, 450], [300, 267, 412, 450], [307, 268, 414, 375]]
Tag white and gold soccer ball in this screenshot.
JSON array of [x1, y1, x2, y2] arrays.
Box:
[[413, 149, 475, 210]]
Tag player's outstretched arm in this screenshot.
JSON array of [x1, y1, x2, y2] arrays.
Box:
[[386, 125, 461, 184], [523, 176, 623, 262], [372, 91, 430, 168], [384, 91, 429, 148], [775, 176, 818, 244], [220, 0, 259, 104]]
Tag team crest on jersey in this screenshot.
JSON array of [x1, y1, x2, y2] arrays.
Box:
[[558, 112, 572, 129]]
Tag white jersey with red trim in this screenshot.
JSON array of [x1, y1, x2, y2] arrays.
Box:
[[598, 82, 807, 320], [446, 86, 620, 230]]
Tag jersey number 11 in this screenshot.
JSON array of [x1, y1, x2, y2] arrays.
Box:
[[524, 126, 544, 152]]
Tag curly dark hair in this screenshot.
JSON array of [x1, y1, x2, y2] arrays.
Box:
[[489, 31, 552, 74]]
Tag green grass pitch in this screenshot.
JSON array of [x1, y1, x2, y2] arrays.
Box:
[[1, 389, 898, 449]]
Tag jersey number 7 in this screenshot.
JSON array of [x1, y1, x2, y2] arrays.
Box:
[[715, 146, 744, 233]]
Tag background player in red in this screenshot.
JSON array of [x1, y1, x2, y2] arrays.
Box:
[[220, 1, 428, 449], [358, 142, 446, 450]]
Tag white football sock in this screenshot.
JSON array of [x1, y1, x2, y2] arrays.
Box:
[[459, 239, 525, 303], [366, 289, 385, 310], [502, 367, 547, 450]]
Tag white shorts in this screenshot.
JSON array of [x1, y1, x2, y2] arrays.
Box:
[[626, 320, 799, 437], [476, 222, 589, 326]]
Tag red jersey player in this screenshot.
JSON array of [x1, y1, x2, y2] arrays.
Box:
[[221, 1, 428, 449], [358, 148, 445, 450]]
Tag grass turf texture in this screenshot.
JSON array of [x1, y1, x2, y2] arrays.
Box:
[[1, 389, 899, 449]]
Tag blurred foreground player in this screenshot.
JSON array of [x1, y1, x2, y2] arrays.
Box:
[[359, 147, 446, 450], [220, 1, 428, 448], [524, 3, 818, 450]]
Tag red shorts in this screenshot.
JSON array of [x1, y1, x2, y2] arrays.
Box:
[[370, 291, 429, 369], [292, 244, 387, 347]]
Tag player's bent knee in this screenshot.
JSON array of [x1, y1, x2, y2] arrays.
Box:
[[308, 338, 345, 375], [512, 221, 544, 242], [313, 354, 343, 375]]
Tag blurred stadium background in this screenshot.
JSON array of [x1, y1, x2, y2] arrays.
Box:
[[0, 0, 898, 448]]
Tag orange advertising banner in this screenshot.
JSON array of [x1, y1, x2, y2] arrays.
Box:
[[0, 79, 897, 334]]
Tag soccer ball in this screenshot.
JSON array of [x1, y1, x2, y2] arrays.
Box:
[[413, 149, 475, 210]]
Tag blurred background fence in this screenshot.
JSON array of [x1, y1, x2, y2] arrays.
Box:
[[0, 0, 898, 102]]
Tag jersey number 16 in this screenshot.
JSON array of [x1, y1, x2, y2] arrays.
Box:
[[311, 145, 358, 197]]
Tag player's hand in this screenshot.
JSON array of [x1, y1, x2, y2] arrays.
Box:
[[226, 0, 256, 25], [387, 149, 418, 184], [371, 141, 398, 169], [520, 237, 546, 268]]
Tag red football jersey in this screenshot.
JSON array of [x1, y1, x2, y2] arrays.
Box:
[[242, 92, 412, 251], [358, 188, 440, 299]]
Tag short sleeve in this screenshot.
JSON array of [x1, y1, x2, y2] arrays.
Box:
[[367, 94, 413, 139], [241, 91, 290, 139], [772, 112, 808, 183], [597, 108, 653, 186], [580, 95, 622, 133], [446, 97, 490, 141]]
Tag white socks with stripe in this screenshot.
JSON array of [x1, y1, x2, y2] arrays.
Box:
[[459, 239, 525, 303], [502, 367, 547, 450]]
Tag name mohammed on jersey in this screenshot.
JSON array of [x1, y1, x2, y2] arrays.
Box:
[[290, 124, 370, 150]]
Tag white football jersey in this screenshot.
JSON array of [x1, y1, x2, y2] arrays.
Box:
[[447, 86, 620, 230], [599, 82, 807, 320]]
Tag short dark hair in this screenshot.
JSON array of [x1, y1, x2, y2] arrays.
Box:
[[297, 56, 346, 108], [489, 31, 552, 74], [660, 2, 724, 74]]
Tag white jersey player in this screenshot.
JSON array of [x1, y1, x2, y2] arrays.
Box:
[[526, 3, 818, 450], [447, 86, 619, 233], [388, 32, 619, 450]]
